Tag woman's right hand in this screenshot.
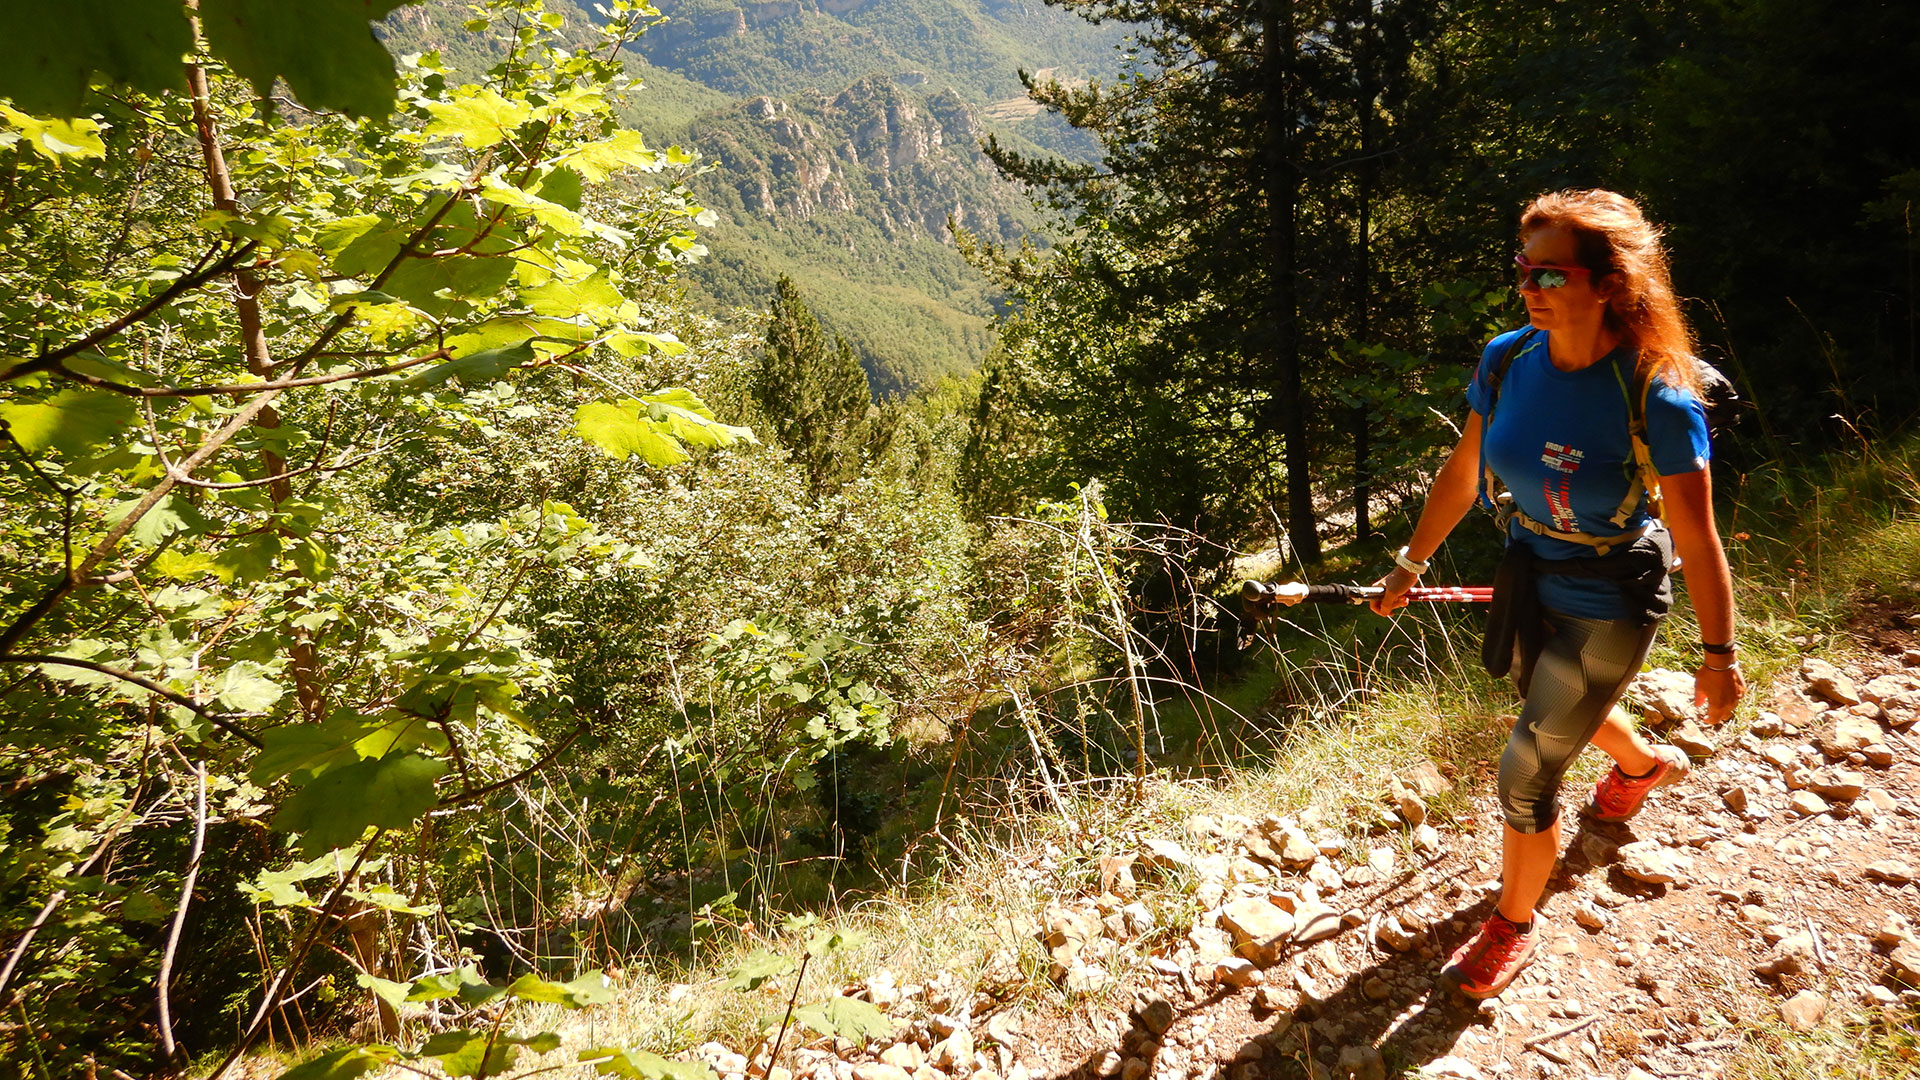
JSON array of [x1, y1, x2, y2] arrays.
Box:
[[1369, 566, 1420, 616]]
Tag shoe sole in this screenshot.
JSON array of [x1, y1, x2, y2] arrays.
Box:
[[1586, 747, 1691, 823]]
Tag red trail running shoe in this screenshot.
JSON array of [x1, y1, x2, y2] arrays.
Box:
[[1588, 744, 1691, 822], [1443, 913, 1539, 999]]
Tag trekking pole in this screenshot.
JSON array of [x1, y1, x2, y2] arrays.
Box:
[[1240, 579, 1493, 615]]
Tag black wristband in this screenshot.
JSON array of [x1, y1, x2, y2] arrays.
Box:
[[1702, 641, 1737, 655]]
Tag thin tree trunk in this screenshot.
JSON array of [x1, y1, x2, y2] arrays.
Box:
[[1352, 0, 1377, 543], [184, 35, 323, 719], [1264, 0, 1317, 562]]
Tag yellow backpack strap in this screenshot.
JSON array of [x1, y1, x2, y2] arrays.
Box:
[[1604, 362, 1664, 527], [1507, 509, 1649, 557]]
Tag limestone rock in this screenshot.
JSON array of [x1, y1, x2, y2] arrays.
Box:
[[1750, 711, 1784, 737], [1629, 667, 1697, 724], [1099, 853, 1139, 897], [1721, 786, 1749, 815], [1375, 914, 1420, 952], [1336, 1045, 1386, 1080], [1213, 957, 1261, 987], [1398, 761, 1451, 798], [1220, 898, 1296, 966], [1091, 1051, 1123, 1078], [1414, 1058, 1484, 1079], [1670, 721, 1718, 758], [1307, 860, 1344, 892], [854, 1065, 913, 1080], [1781, 990, 1828, 1031], [1818, 715, 1882, 758], [1864, 860, 1915, 884], [1292, 901, 1343, 943], [1862, 673, 1918, 704], [1118, 1059, 1148, 1080], [1413, 823, 1441, 854], [1803, 658, 1862, 706], [1789, 791, 1831, 817], [1388, 775, 1427, 826], [1890, 942, 1920, 985], [1133, 995, 1174, 1037], [879, 1044, 922, 1071], [1279, 827, 1319, 867], [1573, 900, 1609, 930], [1810, 768, 1867, 801], [1368, 846, 1396, 876], [1138, 838, 1194, 873], [1755, 933, 1814, 979], [1188, 925, 1235, 965], [1875, 913, 1915, 948], [1617, 839, 1690, 884]]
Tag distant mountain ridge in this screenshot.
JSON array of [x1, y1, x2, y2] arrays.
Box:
[[386, 0, 1120, 392]]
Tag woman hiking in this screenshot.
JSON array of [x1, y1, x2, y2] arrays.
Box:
[[1370, 188, 1746, 999]]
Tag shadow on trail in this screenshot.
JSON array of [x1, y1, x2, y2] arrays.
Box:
[[1052, 812, 1663, 1079]]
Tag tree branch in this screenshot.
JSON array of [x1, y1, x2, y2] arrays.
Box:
[[0, 655, 265, 747], [434, 723, 592, 809]]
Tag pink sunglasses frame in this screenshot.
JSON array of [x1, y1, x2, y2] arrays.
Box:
[[1513, 255, 1592, 289]]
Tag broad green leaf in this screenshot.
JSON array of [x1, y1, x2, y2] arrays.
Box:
[[250, 722, 360, 785], [0, 388, 137, 457], [425, 89, 533, 149], [418, 1029, 518, 1079], [523, 272, 623, 320], [356, 972, 413, 1011], [792, 997, 893, 1045], [536, 166, 584, 210], [118, 889, 172, 923], [506, 970, 616, 1007], [108, 494, 210, 549], [562, 130, 661, 182], [199, 0, 415, 117], [480, 179, 621, 240], [270, 753, 449, 856], [407, 965, 505, 1005], [350, 714, 447, 760], [209, 533, 283, 584], [395, 342, 537, 390], [318, 214, 408, 280], [0, 2, 193, 118], [382, 255, 518, 316], [574, 401, 685, 465], [582, 1049, 718, 1080], [154, 550, 219, 582], [644, 398, 754, 451], [445, 318, 590, 357], [218, 660, 285, 713], [349, 884, 439, 916], [237, 851, 354, 908], [273, 1045, 401, 1080], [723, 950, 795, 992], [607, 331, 688, 358], [63, 351, 156, 386], [805, 927, 865, 959]]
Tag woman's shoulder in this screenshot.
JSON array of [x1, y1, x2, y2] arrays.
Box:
[[1477, 326, 1541, 371]]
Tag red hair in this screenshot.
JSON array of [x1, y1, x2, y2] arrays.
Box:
[[1520, 189, 1698, 393]]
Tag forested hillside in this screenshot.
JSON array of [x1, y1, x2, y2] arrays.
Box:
[[1, 1, 1918, 1079]]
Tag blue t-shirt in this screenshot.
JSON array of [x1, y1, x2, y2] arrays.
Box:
[[1466, 328, 1712, 618]]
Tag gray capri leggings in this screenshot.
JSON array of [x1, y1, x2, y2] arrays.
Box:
[[1498, 607, 1659, 833]]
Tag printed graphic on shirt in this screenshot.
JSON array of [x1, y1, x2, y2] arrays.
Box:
[[1540, 442, 1584, 532]]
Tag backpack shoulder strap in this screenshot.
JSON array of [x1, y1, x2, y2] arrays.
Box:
[[1478, 328, 1539, 513], [1603, 361, 1663, 526]]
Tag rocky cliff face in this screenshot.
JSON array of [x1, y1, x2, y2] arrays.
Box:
[[693, 77, 1020, 240]]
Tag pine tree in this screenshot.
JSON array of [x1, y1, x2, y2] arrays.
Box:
[[754, 275, 880, 493]]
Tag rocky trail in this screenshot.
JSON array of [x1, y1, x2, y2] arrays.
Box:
[[715, 637, 1920, 1080]]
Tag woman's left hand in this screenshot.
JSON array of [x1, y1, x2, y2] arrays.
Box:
[[1693, 663, 1746, 726]]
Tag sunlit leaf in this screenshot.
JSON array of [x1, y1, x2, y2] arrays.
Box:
[[273, 1045, 401, 1080], [581, 1049, 718, 1080], [425, 88, 534, 149], [395, 341, 537, 390], [573, 400, 685, 465], [270, 753, 448, 856], [0, 388, 137, 457], [723, 950, 795, 992], [792, 997, 893, 1045]]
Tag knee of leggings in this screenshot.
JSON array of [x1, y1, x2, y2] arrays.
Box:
[[1497, 736, 1561, 834]]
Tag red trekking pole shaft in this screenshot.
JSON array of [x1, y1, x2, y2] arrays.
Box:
[[1240, 580, 1494, 609]]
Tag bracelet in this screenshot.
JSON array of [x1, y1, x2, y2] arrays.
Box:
[[1702, 641, 1738, 655], [1394, 547, 1430, 576], [1703, 660, 1740, 672]]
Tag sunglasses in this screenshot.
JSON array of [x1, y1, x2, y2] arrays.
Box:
[[1514, 255, 1592, 290]]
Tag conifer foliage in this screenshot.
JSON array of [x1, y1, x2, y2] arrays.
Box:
[[753, 275, 892, 493]]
